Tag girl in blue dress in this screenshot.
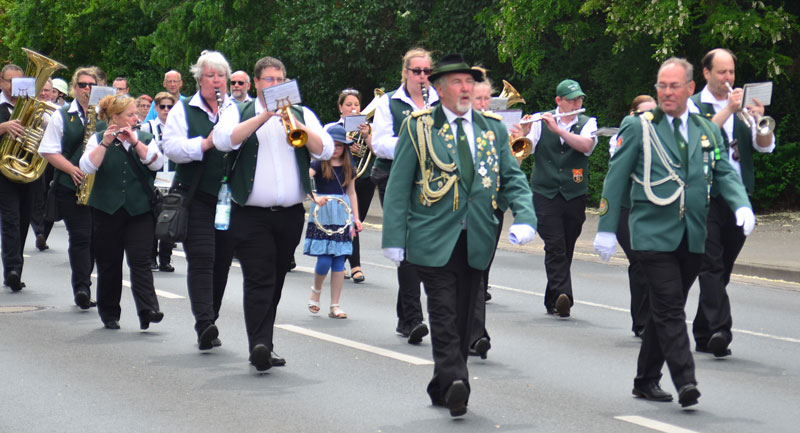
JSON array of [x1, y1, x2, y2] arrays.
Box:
[[305, 125, 362, 318]]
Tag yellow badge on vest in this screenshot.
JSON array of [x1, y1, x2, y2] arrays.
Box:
[[572, 168, 584, 183], [599, 198, 609, 215]]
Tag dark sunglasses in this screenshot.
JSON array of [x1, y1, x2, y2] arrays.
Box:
[[231, 80, 247, 86], [158, 104, 173, 110], [76, 82, 96, 89], [406, 68, 432, 76], [341, 88, 360, 96]]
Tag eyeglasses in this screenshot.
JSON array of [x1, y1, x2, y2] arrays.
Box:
[[654, 82, 689, 91], [158, 104, 174, 110], [231, 80, 248, 86], [164, 80, 181, 85], [137, 104, 150, 108], [341, 88, 360, 96], [76, 82, 96, 89], [259, 76, 285, 84], [114, 87, 127, 91], [406, 68, 432, 76]]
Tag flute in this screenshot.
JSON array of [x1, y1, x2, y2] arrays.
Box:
[[519, 108, 586, 124]]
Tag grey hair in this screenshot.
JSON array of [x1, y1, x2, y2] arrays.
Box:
[[1, 64, 23, 79], [190, 50, 232, 83], [658, 57, 694, 83]]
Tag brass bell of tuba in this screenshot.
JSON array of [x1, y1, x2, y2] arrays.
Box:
[[349, 88, 384, 178], [499, 80, 531, 162], [0, 48, 67, 183], [499, 80, 526, 108]]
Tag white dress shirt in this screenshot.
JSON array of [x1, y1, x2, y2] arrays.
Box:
[[213, 98, 333, 208], [39, 100, 86, 155], [79, 130, 164, 174], [524, 107, 598, 156], [372, 84, 439, 160], [441, 105, 475, 159], [162, 91, 237, 164]]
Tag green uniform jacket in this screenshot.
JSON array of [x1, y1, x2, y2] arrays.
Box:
[[382, 105, 537, 270], [597, 108, 750, 253]]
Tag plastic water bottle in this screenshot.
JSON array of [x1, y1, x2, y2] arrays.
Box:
[[214, 182, 231, 230]]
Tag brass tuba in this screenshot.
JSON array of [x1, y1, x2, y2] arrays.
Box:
[[499, 80, 526, 107], [0, 48, 67, 183], [277, 96, 307, 148], [76, 85, 115, 205], [349, 88, 384, 178], [499, 80, 531, 162]]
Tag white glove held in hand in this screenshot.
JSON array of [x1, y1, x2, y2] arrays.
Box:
[[382, 248, 405, 267], [508, 224, 536, 245], [593, 232, 618, 262], [735, 207, 756, 236]]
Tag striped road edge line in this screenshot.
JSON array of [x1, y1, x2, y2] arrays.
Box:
[[90, 273, 185, 299], [614, 415, 700, 433], [276, 324, 433, 366]]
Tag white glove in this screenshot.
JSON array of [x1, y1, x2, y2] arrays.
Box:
[[735, 207, 756, 236], [508, 224, 536, 245], [382, 247, 405, 267], [593, 231, 618, 262]]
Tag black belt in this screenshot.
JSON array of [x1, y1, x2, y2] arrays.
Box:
[[234, 202, 303, 212]]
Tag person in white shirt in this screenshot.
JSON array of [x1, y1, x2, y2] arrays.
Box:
[[229, 70, 252, 103]]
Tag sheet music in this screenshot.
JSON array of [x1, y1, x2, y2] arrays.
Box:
[[743, 82, 772, 107], [489, 97, 508, 111], [11, 78, 36, 97], [89, 86, 116, 106], [493, 109, 523, 133], [262, 80, 302, 111], [343, 114, 367, 132]]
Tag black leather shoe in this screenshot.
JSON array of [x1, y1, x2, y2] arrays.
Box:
[[485, 290, 492, 302], [708, 332, 731, 358], [150, 260, 159, 271], [211, 338, 222, 347], [678, 383, 701, 408], [104, 320, 120, 330], [74, 291, 92, 310], [5, 271, 23, 292], [250, 344, 272, 372], [198, 325, 219, 351], [469, 337, 491, 359], [408, 323, 429, 344], [444, 380, 469, 417], [288, 257, 296, 271], [556, 294, 571, 317], [36, 234, 49, 251], [139, 310, 164, 330], [633, 326, 646, 339], [632, 382, 673, 402], [270, 351, 286, 367], [396, 325, 410, 338], [159, 263, 175, 272]]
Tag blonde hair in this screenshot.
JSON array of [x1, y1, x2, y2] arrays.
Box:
[[68, 67, 99, 98], [401, 47, 432, 84], [154, 91, 175, 105], [98, 94, 134, 122]]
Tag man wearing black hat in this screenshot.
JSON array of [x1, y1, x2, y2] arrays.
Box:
[[515, 79, 598, 318], [382, 54, 537, 417]]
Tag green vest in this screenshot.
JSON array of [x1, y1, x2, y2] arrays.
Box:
[[690, 93, 754, 194], [228, 101, 312, 205], [54, 106, 107, 191], [173, 100, 228, 197], [88, 130, 156, 216], [530, 113, 591, 200], [373, 89, 418, 173]]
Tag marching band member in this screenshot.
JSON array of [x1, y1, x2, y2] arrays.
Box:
[[689, 48, 776, 358], [371, 47, 439, 344], [323, 88, 373, 283], [514, 79, 598, 318], [162, 50, 237, 350], [213, 55, 333, 372], [594, 58, 754, 407], [40, 67, 102, 309], [382, 54, 536, 416], [79, 94, 165, 330]]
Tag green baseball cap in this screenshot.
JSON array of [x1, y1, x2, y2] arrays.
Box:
[[556, 79, 586, 100]]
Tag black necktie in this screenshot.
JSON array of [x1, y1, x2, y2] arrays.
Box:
[[455, 118, 474, 188]]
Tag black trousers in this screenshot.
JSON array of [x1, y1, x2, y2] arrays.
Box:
[[182, 193, 235, 336], [152, 237, 175, 265], [29, 173, 47, 237], [231, 203, 304, 352], [376, 171, 423, 331], [694, 196, 745, 347], [533, 193, 586, 310], [347, 175, 375, 270], [616, 206, 650, 334], [634, 235, 699, 390], [416, 232, 481, 405], [54, 185, 94, 296], [469, 208, 503, 346], [0, 175, 32, 280], [93, 208, 159, 323]]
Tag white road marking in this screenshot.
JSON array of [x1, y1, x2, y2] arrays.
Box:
[[276, 324, 433, 366], [91, 273, 185, 299], [615, 415, 700, 433]]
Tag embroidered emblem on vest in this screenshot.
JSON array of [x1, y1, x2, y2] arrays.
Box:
[[572, 168, 584, 183]]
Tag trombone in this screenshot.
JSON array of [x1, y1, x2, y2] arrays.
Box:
[[725, 83, 775, 136]]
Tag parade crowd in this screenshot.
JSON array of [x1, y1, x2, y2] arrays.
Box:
[[0, 46, 775, 417]]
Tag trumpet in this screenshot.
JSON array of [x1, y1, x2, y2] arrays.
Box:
[[519, 108, 586, 124], [276, 96, 307, 148], [725, 82, 775, 136]]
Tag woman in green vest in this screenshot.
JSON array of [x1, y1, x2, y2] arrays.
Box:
[[79, 95, 165, 330]]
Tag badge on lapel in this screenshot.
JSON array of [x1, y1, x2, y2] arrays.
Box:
[[572, 168, 584, 183]]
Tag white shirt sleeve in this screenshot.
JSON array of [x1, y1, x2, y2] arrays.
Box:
[[370, 94, 397, 160], [79, 134, 100, 174], [302, 106, 334, 160], [139, 131, 165, 171], [162, 101, 204, 163], [212, 104, 242, 152], [580, 117, 599, 156], [38, 109, 66, 155]]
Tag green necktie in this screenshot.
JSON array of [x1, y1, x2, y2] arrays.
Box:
[[672, 117, 688, 168], [455, 118, 474, 188]]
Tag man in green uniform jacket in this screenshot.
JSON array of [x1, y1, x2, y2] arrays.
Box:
[[382, 54, 537, 417], [594, 58, 755, 409]]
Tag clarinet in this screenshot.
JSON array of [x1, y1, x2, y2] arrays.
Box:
[[421, 83, 430, 109]]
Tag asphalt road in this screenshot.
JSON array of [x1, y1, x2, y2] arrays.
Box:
[[2, 222, 799, 433]]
